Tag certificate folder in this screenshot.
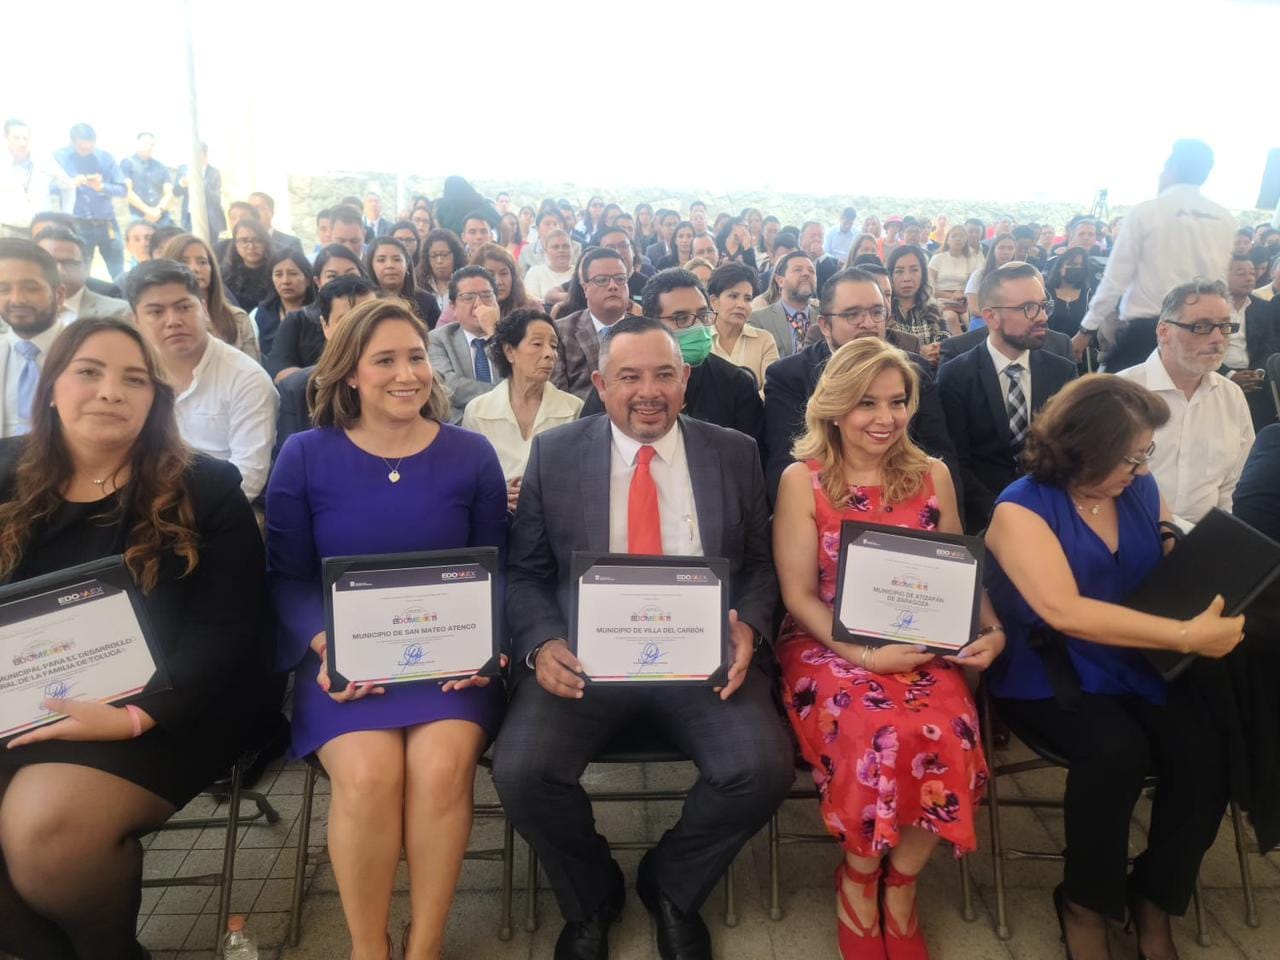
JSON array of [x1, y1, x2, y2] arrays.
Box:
[[569, 553, 730, 686], [1125, 508, 1280, 681], [322, 548, 503, 691], [0, 555, 168, 741], [832, 521, 984, 655]]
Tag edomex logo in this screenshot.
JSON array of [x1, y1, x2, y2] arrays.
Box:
[[13, 639, 75, 666], [57, 586, 105, 606], [674, 572, 710, 584], [631, 605, 673, 623], [392, 606, 438, 626], [440, 568, 478, 581]]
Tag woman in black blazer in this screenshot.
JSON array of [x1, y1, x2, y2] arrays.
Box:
[[0, 316, 276, 960]]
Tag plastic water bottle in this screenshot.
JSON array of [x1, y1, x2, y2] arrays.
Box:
[[222, 916, 259, 960]]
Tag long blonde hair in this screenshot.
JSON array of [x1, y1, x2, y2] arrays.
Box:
[[308, 298, 452, 428], [791, 338, 929, 507]]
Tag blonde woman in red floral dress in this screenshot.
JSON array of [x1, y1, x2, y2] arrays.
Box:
[[773, 336, 1006, 960]]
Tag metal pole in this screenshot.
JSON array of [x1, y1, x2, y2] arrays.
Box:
[[183, 0, 210, 242]]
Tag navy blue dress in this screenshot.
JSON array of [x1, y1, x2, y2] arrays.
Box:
[[984, 473, 1167, 704]]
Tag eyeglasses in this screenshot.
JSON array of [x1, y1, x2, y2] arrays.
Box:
[[1164, 319, 1240, 336], [585, 274, 630, 289], [1122, 441, 1156, 474], [652, 309, 716, 329], [823, 306, 887, 324], [428, 252, 454, 262], [455, 291, 497, 305], [989, 299, 1055, 320], [235, 237, 263, 248]]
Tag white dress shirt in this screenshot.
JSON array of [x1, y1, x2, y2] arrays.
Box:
[[608, 422, 703, 555], [2, 322, 63, 437], [58, 286, 85, 325], [460, 379, 583, 479], [1117, 349, 1255, 527], [173, 335, 279, 500], [1080, 184, 1235, 345], [985, 336, 1033, 407], [1224, 298, 1249, 370]]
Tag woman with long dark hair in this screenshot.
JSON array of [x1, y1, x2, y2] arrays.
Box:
[[251, 247, 317, 358], [498, 213, 524, 263], [222, 217, 275, 315], [657, 220, 696, 269], [160, 233, 260, 361], [267, 244, 367, 381], [0, 316, 275, 960], [471, 242, 540, 318], [365, 236, 441, 328], [887, 244, 951, 365], [415, 228, 467, 313], [633, 202, 655, 247], [390, 219, 422, 266], [715, 217, 759, 269]]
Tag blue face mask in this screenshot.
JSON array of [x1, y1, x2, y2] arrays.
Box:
[[676, 325, 714, 365]]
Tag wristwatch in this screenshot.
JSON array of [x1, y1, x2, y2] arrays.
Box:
[[526, 638, 565, 670]]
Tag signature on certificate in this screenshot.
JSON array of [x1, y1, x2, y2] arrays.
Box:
[[890, 610, 920, 633], [397, 643, 425, 673], [41, 680, 72, 708], [631, 642, 668, 674]]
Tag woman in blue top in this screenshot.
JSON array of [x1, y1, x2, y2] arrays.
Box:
[[984, 375, 1244, 960]]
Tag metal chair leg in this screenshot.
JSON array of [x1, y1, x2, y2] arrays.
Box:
[[768, 813, 782, 921], [498, 818, 514, 941], [288, 764, 317, 948], [958, 854, 975, 922], [525, 843, 539, 933], [214, 760, 243, 958], [1192, 874, 1211, 947], [1229, 801, 1260, 928], [723, 860, 738, 927], [982, 692, 1010, 940]]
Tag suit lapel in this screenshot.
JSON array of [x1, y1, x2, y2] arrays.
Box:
[[682, 418, 723, 557], [579, 415, 612, 553], [576, 314, 599, 376], [452, 325, 475, 377], [976, 346, 1012, 444]]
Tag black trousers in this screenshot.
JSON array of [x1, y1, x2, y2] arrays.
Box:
[[492, 663, 794, 921], [997, 685, 1228, 921]]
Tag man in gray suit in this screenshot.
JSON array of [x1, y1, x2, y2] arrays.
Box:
[[0, 239, 64, 436], [748, 250, 818, 358], [34, 227, 131, 324], [427, 264, 500, 422], [551, 247, 635, 399], [493, 316, 793, 960]]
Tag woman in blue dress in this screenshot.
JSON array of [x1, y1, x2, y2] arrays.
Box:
[[267, 298, 507, 960], [984, 375, 1245, 960]]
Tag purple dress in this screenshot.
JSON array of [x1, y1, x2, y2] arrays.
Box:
[[267, 424, 507, 758]]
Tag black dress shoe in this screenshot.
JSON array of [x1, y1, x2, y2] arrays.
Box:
[[555, 860, 625, 960], [636, 854, 712, 960]]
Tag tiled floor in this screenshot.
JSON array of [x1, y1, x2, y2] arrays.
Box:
[[125, 739, 1279, 960]]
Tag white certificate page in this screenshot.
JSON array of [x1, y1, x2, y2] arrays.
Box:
[[330, 563, 492, 684], [576, 564, 723, 681], [837, 531, 978, 650], [0, 579, 157, 739]]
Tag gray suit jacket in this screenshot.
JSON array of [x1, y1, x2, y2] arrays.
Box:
[[77, 288, 133, 323], [749, 301, 801, 358], [938, 325, 1074, 365], [551, 309, 601, 400], [427, 323, 492, 423], [506, 414, 779, 672]]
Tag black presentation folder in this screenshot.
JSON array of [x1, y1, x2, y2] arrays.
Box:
[[1124, 508, 1280, 680]]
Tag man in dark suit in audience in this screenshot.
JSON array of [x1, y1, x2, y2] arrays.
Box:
[[762, 266, 957, 504], [1221, 252, 1280, 431], [581, 269, 763, 441], [552, 248, 636, 399], [937, 261, 1078, 532], [427, 265, 501, 422], [938, 323, 1075, 365], [1235, 423, 1280, 541], [493, 315, 793, 960], [274, 275, 377, 458]]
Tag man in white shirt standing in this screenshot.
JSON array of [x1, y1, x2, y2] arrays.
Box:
[[0, 119, 72, 239], [0, 239, 64, 436], [1075, 139, 1236, 370], [126, 260, 277, 500], [1117, 279, 1255, 528]]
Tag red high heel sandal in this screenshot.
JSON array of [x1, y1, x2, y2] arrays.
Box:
[[881, 862, 929, 960], [835, 859, 887, 960]]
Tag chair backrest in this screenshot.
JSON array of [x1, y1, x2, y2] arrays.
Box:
[[1268, 353, 1280, 421]]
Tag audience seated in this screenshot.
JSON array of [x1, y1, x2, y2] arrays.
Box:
[[1221, 253, 1280, 430], [267, 243, 366, 380], [0, 317, 276, 960], [749, 251, 818, 357], [251, 247, 316, 360], [551, 248, 635, 399], [127, 260, 277, 500], [708, 262, 779, 391], [159, 233, 260, 361], [33, 227, 131, 324], [0, 240, 66, 436], [365, 235, 440, 327]]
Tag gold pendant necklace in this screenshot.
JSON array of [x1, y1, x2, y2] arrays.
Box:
[[381, 457, 403, 483]]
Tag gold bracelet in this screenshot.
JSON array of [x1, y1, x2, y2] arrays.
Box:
[[859, 644, 872, 670]]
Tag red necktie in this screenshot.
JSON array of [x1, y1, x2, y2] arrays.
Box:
[[627, 445, 663, 554]]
